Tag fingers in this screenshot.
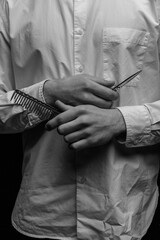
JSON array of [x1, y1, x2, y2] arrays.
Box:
[[61, 126, 91, 151], [82, 75, 118, 102], [80, 93, 113, 108], [45, 107, 77, 130], [55, 100, 71, 111], [91, 82, 118, 101], [56, 92, 115, 110], [63, 128, 91, 151], [64, 129, 87, 144], [91, 75, 115, 88], [58, 118, 83, 135], [70, 139, 89, 150]]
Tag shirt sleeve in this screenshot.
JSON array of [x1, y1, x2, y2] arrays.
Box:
[[0, 1, 48, 134], [116, 3, 160, 148], [117, 103, 160, 147]]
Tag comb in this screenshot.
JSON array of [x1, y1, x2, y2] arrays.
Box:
[[11, 89, 60, 121]]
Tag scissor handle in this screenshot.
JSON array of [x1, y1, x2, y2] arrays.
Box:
[[112, 70, 142, 91]]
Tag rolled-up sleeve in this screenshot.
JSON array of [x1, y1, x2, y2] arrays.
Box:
[[0, 1, 48, 133], [117, 4, 160, 148], [117, 103, 160, 147]]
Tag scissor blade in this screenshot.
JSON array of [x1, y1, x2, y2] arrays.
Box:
[[112, 70, 142, 90]]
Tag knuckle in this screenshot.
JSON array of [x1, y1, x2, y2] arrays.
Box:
[[85, 137, 93, 147], [57, 115, 63, 125], [111, 90, 119, 100], [105, 101, 113, 108], [65, 134, 73, 143], [80, 115, 88, 125], [80, 105, 87, 111], [82, 128, 91, 138], [56, 117, 61, 125], [75, 105, 86, 114], [82, 79, 90, 89], [90, 136, 97, 145], [115, 91, 119, 99], [57, 125, 63, 134], [81, 92, 89, 102], [64, 135, 68, 142]]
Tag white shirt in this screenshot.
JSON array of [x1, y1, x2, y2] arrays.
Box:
[[0, 0, 160, 239]]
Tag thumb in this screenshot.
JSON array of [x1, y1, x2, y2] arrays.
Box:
[[102, 79, 115, 88], [95, 78, 115, 88], [55, 100, 72, 112]]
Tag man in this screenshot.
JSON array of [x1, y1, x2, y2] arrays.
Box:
[[0, 0, 160, 239]]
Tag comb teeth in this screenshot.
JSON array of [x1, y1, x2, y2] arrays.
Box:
[[11, 89, 60, 120]]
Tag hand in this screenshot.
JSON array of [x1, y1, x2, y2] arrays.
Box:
[[44, 74, 118, 109], [45, 101, 126, 150]]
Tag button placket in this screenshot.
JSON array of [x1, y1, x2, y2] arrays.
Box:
[[74, 2, 87, 238], [78, 176, 86, 184], [75, 28, 84, 36], [73, 0, 86, 75]]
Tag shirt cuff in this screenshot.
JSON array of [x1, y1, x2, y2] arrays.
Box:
[[117, 105, 151, 147], [20, 79, 49, 126], [22, 79, 48, 102], [39, 79, 49, 103]]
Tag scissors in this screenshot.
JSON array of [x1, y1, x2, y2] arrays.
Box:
[[112, 70, 142, 91]]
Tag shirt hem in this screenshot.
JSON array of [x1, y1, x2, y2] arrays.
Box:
[[11, 219, 77, 240]]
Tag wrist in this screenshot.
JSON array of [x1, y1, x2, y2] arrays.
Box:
[[113, 108, 126, 140], [43, 79, 59, 105]]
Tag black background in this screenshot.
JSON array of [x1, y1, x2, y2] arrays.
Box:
[[1, 133, 160, 239]]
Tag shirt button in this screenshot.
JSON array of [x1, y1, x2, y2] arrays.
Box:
[[78, 177, 86, 184], [75, 28, 84, 36], [77, 65, 83, 73]]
